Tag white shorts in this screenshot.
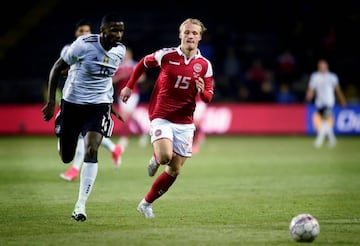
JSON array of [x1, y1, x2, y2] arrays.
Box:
[[118, 93, 140, 114], [150, 118, 195, 157]]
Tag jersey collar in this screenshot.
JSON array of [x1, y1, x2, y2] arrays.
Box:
[[176, 46, 201, 60]]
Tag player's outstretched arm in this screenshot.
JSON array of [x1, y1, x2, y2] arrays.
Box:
[[305, 88, 314, 103], [335, 85, 347, 107], [42, 58, 69, 121]]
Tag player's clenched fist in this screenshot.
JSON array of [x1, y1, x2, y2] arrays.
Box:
[[196, 77, 204, 93], [120, 86, 132, 103], [42, 101, 55, 121]]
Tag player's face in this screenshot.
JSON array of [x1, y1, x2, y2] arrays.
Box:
[[318, 60, 328, 73], [179, 23, 202, 51], [102, 22, 125, 49], [75, 25, 91, 37]]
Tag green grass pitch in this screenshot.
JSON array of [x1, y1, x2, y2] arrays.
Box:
[[0, 135, 359, 245]]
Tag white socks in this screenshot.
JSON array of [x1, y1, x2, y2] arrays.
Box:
[[101, 137, 115, 152], [119, 137, 129, 151], [72, 137, 85, 170], [326, 123, 336, 146], [76, 162, 98, 207], [314, 121, 336, 148]]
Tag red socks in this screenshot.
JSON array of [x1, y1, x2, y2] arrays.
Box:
[[145, 171, 176, 203]]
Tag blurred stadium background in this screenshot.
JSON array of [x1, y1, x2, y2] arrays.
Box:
[[1, 3, 360, 245], [0, 0, 359, 135]]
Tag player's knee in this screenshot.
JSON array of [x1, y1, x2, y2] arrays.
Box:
[[166, 165, 181, 177], [158, 154, 172, 165], [85, 145, 98, 160], [61, 154, 73, 164]]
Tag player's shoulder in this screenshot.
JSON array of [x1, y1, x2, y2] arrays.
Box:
[[310, 71, 320, 78], [198, 54, 213, 67], [71, 34, 98, 49], [156, 47, 177, 56], [195, 50, 213, 73], [80, 34, 99, 43], [150, 47, 177, 61], [160, 47, 177, 52], [114, 42, 126, 51], [328, 71, 339, 83], [110, 43, 126, 58], [60, 44, 71, 57]]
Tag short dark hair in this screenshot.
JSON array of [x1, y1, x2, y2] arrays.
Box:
[[101, 13, 124, 27], [75, 18, 92, 29]]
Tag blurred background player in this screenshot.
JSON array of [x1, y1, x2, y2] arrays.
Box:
[[113, 47, 148, 152], [192, 93, 207, 154], [59, 19, 122, 182], [306, 59, 347, 148], [44, 19, 92, 101]]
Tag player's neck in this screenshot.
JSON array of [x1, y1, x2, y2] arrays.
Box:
[[181, 47, 197, 59], [100, 36, 112, 51]]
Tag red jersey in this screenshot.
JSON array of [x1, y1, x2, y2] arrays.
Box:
[[144, 47, 214, 124]]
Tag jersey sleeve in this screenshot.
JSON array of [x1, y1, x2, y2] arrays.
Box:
[[308, 73, 316, 89], [60, 44, 70, 58], [62, 36, 86, 66], [200, 59, 214, 103], [200, 76, 214, 103], [144, 49, 162, 68]]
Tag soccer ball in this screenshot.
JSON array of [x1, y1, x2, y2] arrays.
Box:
[[289, 213, 320, 242]]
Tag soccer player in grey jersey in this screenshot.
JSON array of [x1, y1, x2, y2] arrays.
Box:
[[306, 59, 347, 148], [59, 19, 123, 182], [42, 13, 126, 221]]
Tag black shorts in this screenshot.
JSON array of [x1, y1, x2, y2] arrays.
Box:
[[55, 99, 114, 163], [317, 107, 333, 118], [55, 99, 114, 138]]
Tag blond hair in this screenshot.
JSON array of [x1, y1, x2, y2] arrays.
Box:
[[179, 18, 207, 35]]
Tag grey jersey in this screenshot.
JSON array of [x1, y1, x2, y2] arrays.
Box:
[[309, 71, 339, 108], [60, 44, 70, 58], [62, 34, 126, 104]]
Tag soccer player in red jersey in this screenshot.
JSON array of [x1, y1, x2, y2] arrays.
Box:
[[192, 94, 208, 154], [120, 18, 214, 218]]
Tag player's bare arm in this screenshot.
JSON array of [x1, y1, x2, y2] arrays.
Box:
[[335, 85, 347, 107], [305, 88, 314, 103], [42, 58, 69, 121]]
